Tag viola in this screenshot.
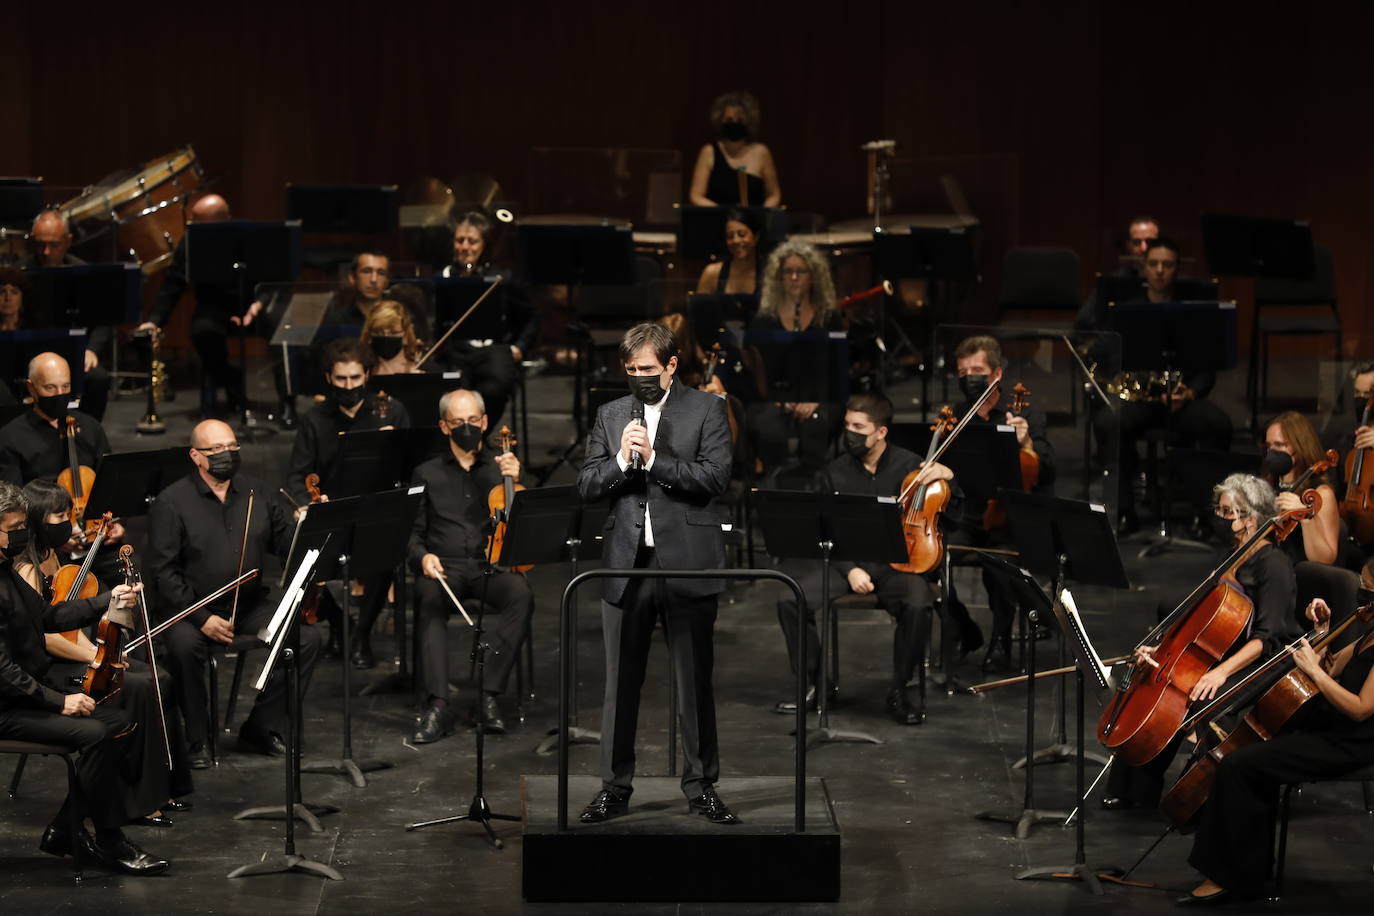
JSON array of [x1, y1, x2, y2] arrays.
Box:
[[486, 426, 532, 572], [891, 407, 957, 575], [982, 383, 1041, 530], [1096, 489, 1324, 767], [296, 475, 327, 625], [1158, 599, 1374, 826], [56, 416, 101, 542], [83, 545, 138, 702], [1339, 393, 1374, 545], [53, 512, 113, 644]]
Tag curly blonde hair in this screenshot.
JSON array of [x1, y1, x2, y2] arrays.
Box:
[[361, 300, 423, 363], [759, 240, 837, 326]]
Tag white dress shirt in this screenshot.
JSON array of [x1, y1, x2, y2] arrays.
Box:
[[614, 381, 671, 547]]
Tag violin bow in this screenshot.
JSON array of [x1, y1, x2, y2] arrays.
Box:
[[228, 490, 254, 629], [435, 572, 474, 627], [126, 570, 261, 654], [416, 275, 504, 369], [122, 545, 174, 769]]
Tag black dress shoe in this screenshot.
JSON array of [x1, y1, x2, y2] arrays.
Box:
[[411, 705, 454, 745], [91, 831, 170, 876], [1175, 888, 1230, 907], [1100, 795, 1136, 811], [579, 788, 629, 823], [130, 813, 174, 828], [188, 743, 211, 770], [165, 798, 192, 812], [350, 635, 375, 670], [885, 688, 924, 725], [39, 823, 98, 860], [687, 786, 739, 824], [479, 695, 506, 735], [237, 725, 287, 757], [774, 684, 817, 715]]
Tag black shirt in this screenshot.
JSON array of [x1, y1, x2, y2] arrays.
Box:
[[949, 390, 1057, 525], [285, 394, 412, 504], [146, 471, 294, 628], [822, 443, 931, 576], [0, 408, 110, 486], [408, 449, 503, 569], [1232, 543, 1299, 662], [0, 562, 107, 712]]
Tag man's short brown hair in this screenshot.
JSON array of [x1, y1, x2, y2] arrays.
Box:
[[954, 335, 1003, 370], [619, 322, 678, 366], [845, 392, 893, 430]]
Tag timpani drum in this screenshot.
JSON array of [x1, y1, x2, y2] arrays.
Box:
[[58, 146, 203, 274]]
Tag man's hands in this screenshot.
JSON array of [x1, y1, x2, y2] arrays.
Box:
[[847, 567, 874, 595], [495, 451, 521, 482], [1169, 383, 1197, 412], [1005, 412, 1032, 449], [83, 349, 99, 373], [421, 553, 446, 580], [200, 614, 234, 644], [914, 461, 953, 487], [231, 300, 264, 328], [109, 583, 141, 610], [61, 693, 95, 717], [621, 419, 651, 467]]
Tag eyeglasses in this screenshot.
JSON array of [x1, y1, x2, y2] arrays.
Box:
[[194, 444, 241, 455], [781, 268, 810, 278], [1213, 505, 1249, 521]]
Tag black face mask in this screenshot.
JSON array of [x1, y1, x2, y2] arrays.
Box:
[[1262, 449, 1294, 479], [628, 373, 668, 405], [34, 393, 68, 420], [332, 384, 366, 409], [720, 121, 749, 142], [959, 373, 990, 402], [42, 520, 72, 550], [2, 527, 28, 559], [206, 449, 241, 482], [1209, 513, 1237, 545], [370, 336, 403, 360], [843, 429, 872, 458], [449, 423, 483, 453]]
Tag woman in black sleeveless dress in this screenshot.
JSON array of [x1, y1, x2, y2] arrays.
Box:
[[689, 91, 781, 207]]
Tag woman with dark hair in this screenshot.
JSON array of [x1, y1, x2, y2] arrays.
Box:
[[1261, 411, 1342, 566], [13, 479, 194, 827], [695, 209, 764, 296], [0, 267, 27, 331], [689, 91, 781, 207]]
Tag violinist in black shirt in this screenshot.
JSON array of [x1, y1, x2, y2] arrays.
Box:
[[773, 393, 950, 725], [0, 352, 110, 487], [408, 388, 534, 743], [147, 420, 322, 767]]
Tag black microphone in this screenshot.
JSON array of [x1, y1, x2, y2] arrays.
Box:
[[629, 399, 645, 471]]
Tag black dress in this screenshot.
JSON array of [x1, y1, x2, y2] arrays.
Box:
[[1189, 639, 1374, 891], [704, 143, 766, 206], [715, 255, 763, 296]]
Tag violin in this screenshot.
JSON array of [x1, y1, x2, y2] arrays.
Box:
[[296, 475, 327, 625], [56, 416, 101, 542], [372, 389, 392, 424], [981, 383, 1041, 530], [83, 545, 138, 703], [1158, 599, 1374, 827], [486, 426, 532, 572], [1096, 486, 1326, 767], [891, 407, 957, 575], [1339, 392, 1374, 545], [52, 512, 113, 645]]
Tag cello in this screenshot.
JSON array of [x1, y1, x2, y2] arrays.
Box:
[[486, 426, 532, 572], [1158, 598, 1374, 826], [1096, 485, 1326, 767], [1338, 391, 1374, 545]]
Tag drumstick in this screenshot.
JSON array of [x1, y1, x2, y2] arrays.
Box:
[[436, 572, 474, 627], [416, 275, 504, 369], [736, 167, 748, 206]]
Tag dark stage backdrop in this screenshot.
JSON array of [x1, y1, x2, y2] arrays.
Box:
[[3, 1, 1371, 349]]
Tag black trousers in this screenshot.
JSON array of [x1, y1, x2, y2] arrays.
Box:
[[748, 401, 839, 474], [775, 560, 932, 690], [601, 547, 719, 799], [413, 559, 533, 700], [0, 698, 129, 830], [1093, 398, 1233, 511], [1189, 729, 1374, 890], [163, 599, 322, 746], [447, 343, 517, 428]]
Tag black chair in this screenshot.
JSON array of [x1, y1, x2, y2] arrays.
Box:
[[207, 635, 264, 765], [1273, 762, 1374, 898], [1, 739, 84, 881], [1249, 244, 1340, 422], [995, 247, 1081, 329], [1294, 561, 1361, 634]]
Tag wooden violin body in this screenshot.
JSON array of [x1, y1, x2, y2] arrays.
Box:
[[53, 512, 112, 644], [892, 406, 957, 575], [983, 383, 1039, 530], [487, 426, 532, 572], [57, 416, 102, 541], [1339, 394, 1374, 544]]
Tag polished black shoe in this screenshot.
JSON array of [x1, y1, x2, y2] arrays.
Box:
[[39, 823, 99, 860], [165, 798, 192, 812], [885, 687, 924, 725], [350, 634, 375, 670], [322, 627, 344, 660], [188, 743, 211, 770], [773, 683, 818, 715], [1175, 888, 1230, 907], [411, 705, 454, 745], [237, 725, 287, 757], [579, 788, 629, 823], [1100, 795, 1136, 811], [687, 786, 739, 824], [91, 831, 170, 876], [130, 813, 173, 828], [479, 694, 506, 735]]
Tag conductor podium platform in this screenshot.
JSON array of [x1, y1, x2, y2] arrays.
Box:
[[521, 775, 841, 902]]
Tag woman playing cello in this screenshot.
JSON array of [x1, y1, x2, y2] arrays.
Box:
[[1102, 474, 1301, 810]]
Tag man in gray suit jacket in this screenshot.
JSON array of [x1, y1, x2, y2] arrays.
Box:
[[576, 322, 737, 824]]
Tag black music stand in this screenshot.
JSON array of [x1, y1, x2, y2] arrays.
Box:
[[322, 429, 408, 499], [230, 546, 342, 880], [755, 489, 908, 747], [997, 491, 1129, 894], [875, 226, 978, 394], [372, 372, 462, 429], [22, 263, 143, 329], [186, 220, 303, 437], [83, 447, 189, 519], [675, 205, 785, 259], [1110, 301, 1237, 556], [295, 486, 421, 787], [743, 328, 850, 405], [0, 178, 43, 229], [526, 487, 609, 755], [687, 293, 756, 399], [287, 184, 399, 234]]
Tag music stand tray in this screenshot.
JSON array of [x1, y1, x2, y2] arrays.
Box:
[[286, 184, 399, 235], [83, 447, 190, 519], [1201, 214, 1314, 281]]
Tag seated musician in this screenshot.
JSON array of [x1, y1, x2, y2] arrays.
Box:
[[1, 267, 25, 331], [773, 393, 945, 725], [746, 240, 845, 475], [0, 352, 111, 489], [1319, 361, 1374, 454], [362, 300, 425, 376], [286, 338, 409, 666], [322, 249, 392, 329], [436, 211, 539, 428], [147, 420, 322, 767], [695, 208, 765, 296], [408, 388, 535, 741], [0, 480, 168, 875], [947, 335, 1054, 671], [1260, 411, 1344, 566], [1178, 593, 1374, 905], [1119, 214, 1161, 275], [688, 91, 782, 207], [15, 479, 193, 826], [1083, 237, 1234, 533], [1102, 473, 1299, 810]]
